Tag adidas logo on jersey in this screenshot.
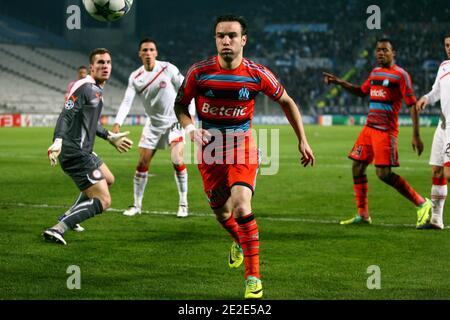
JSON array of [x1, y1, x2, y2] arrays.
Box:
[[204, 90, 215, 97], [371, 89, 387, 98], [201, 103, 247, 117]]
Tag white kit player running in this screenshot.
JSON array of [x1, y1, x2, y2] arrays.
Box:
[[417, 33, 450, 229], [112, 38, 195, 218]]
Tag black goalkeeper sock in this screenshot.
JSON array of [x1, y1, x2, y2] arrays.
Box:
[[60, 198, 103, 229], [58, 192, 90, 221]]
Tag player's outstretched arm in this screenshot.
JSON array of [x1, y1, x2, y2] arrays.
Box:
[[323, 72, 366, 97], [418, 68, 441, 112], [417, 77, 440, 112], [113, 76, 137, 134], [278, 91, 315, 167]]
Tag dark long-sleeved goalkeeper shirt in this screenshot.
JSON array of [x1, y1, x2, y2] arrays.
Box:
[[53, 75, 109, 158]]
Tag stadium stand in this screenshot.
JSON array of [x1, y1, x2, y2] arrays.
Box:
[[0, 0, 449, 119], [0, 13, 141, 115]]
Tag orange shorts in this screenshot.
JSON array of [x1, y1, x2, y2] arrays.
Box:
[[198, 162, 259, 209], [348, 126, 399, 167], [198, 140, 259, 209]]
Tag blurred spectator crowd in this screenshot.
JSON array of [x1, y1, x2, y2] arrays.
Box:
[[1, 0, 449, 116]]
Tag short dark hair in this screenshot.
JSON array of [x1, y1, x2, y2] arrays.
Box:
[[445, 32, 450, 40], [89, 48, 111, 64], [78, 65, 87, 71], [376, 38, 395, 51], [214, 15, 248, 36], [139, 38, 157, 51]]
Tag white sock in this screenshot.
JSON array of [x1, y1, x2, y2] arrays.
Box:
[[134, 171, 148, 209], [53, 221, 69, 234], [431, 184, 447, 224], [174, 167, 188, 207]]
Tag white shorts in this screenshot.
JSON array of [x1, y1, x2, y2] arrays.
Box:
[[139, 120, 184, 150], [429, 126, 450, 167]]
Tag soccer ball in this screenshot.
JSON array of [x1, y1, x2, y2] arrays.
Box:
[[82, 0, 133, 22]]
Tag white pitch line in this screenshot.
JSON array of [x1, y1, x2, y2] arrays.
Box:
[[1, 202, 448, 229], [1, 202, 213, 217]]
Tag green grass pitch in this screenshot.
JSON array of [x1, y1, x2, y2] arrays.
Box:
[[0, 125, 449, 300]]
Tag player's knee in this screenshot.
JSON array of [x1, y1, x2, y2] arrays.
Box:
[[377, 170, 392, 183], [233, 203, 251, 217], [444, 171, 450, 182], [171, 155, 184, 166], [138, 151, 153, 170], [136, 162, 149, 173], [171, 150, 183, 164], [106, 174, 115, 186], [171, 150, 184, 165], [352, 161, 366, 176], [215, 211, 232, 222], [432, 166, 444, 179]]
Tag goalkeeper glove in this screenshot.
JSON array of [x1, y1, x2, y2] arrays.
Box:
[[47, 138, 62, 167], [107, 131, 133, 153]]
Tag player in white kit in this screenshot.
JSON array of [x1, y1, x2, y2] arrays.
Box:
[[416, 33, 450, 229], [112, 38, 195, 218]]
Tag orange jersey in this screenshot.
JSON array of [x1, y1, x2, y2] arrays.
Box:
[[176, 55, 284, 132], [360, 64, 416, 136], [176, 56, 283, 208]]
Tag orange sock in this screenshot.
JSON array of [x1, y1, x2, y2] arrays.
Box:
[[353, 175, 369, 219], [236, 213, 260, 279], [386, 173, 424, 206], [219, 215, 240, 244]]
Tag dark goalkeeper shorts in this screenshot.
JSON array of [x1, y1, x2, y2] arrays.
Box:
[[59, 151, 105, 191]]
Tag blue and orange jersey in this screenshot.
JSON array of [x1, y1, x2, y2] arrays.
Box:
[[176, 55, 284, 132], [360, 64, 416, 135]]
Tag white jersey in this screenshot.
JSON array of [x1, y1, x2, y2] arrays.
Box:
[[114, 60, 194, 128], [427, 60, 450, 166], [425, 60, 450, 124]]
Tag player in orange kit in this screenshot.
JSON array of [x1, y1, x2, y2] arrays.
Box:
[[175, 15, 314, 299], [323, 38, 432, 228]]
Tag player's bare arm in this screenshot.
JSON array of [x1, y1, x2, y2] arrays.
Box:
[[112, 83, 136, 133], [174, 102, 193, 129], [409, 103, 424, 156], [277, 91, 315, 167], [323, 72, 366, 97]]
